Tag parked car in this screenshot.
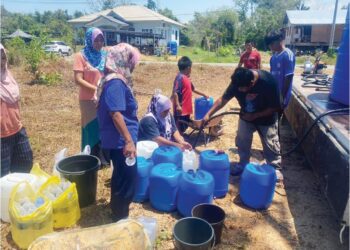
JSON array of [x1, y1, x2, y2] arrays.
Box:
[[43, 41, 72, 56]]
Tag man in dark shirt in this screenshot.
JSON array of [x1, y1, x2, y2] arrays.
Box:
[[202, 67, 283, 179]]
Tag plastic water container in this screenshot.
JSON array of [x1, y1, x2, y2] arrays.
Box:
[[195, 97, 214, 120], [133, 157, 154, 203], [149, 163, 182, 212], [137, 141, 159, 159], [330, 5, 349, 105], [167, 41, 178, 55], [199, 150, 230, 198], [240, 163, 277, 209], [177, 170, 214, 217], [182, 150, 199, 172], [0, 173, 38, 222], [152, 146, 183, 169]]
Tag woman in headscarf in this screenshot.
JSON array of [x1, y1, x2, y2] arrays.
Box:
[[97, 43, 140, 221], [1, 43, 33, 177], [73, 27, 109, 165], [138, 93, 192, 151]]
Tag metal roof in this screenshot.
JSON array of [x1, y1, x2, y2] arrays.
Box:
[[69, 5, 184, 27], [5, 29, 34, 39], [286, 9, 347, 25]]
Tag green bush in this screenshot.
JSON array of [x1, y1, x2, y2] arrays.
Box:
[[4, 37, 26, 66], [192, 48, 201, 55], [217, 46, 233, 57], [24, 38, 46, 77], [37, 72, 62, 85], [327, 48, 336, 58]]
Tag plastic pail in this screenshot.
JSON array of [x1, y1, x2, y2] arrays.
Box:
[[57, 155, 100, 207], [173, 217, 214, 250], [191, 203, 225, 245]]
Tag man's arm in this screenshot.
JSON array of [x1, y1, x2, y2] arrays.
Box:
[[202, 96, 229, 123]]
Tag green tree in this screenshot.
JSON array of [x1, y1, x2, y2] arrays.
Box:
[[158, 8, 179, 21], [145, 0, 157, 11], [88, 0, 133, 11]]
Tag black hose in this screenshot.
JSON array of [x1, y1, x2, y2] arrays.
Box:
[[194, 108, 349, 157], [257, 108, 350, 156]]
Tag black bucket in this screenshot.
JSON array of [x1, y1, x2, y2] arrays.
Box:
[[173, 217, 214, 250], [191, 203, 226, 245], [57, 155, 100, 208]]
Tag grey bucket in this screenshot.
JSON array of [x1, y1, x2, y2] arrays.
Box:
[[173, 217, 214, 250]]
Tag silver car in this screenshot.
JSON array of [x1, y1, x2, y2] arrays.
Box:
[[44, 41, 72, 56]]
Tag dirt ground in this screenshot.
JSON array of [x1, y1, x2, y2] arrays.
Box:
[[0, 61, 347, 250]]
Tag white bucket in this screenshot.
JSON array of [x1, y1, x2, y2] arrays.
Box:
[[137, 141, 159, 159], [0, 173, 38, 222]]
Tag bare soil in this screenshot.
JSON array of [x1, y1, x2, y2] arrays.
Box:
[[0, 61, 346, 250]]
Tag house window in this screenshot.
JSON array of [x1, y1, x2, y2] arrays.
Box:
[[150, 29, 153, 34], [142, 29, 149, 33], [175, 30, 178, 40], [162, 23, 165, 27]]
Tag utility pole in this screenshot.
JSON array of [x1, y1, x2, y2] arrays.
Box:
[[329, 0, 339, 50]]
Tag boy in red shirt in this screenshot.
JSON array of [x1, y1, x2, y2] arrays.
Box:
[[172, 56, 208, 134], [238, 40, 261, 70]]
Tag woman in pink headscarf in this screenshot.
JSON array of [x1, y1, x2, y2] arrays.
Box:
[[97, 43, 141, 221], [0, 43, 33, 177]]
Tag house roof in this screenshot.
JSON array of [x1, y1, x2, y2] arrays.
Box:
[[5, 29, 34, 39], [69, 5, 184, 27], [286, 9, 347, 25], [86, 15, 129, 27]]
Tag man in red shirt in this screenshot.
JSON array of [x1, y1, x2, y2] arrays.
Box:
[[238, 40, 261, 70], [172, 56, 208, 134]]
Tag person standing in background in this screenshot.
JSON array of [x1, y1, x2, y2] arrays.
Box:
[[237, 40, 261, 70], [1, 43, 33, 177], [97, 43, 140, 222], [73, 27, 109, 165], [265, 30, 296, 110]]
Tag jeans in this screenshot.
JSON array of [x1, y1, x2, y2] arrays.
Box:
[[235, 119, 281, 169]]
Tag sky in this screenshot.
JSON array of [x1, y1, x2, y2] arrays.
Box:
[[2, 0, 349, 23]]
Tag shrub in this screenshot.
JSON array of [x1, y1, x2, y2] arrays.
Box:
[[327, 48, 336, 58], [217, 46, 233, 57], [37, 72, 62, 85], [4, 37, 26, 66], [192, 48, 201, 55]]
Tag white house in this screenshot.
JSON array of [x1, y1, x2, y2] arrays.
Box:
[[68, 5, 184, 54]]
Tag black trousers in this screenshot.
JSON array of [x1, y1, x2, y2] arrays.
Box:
[[110, 149, 137, 221]]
